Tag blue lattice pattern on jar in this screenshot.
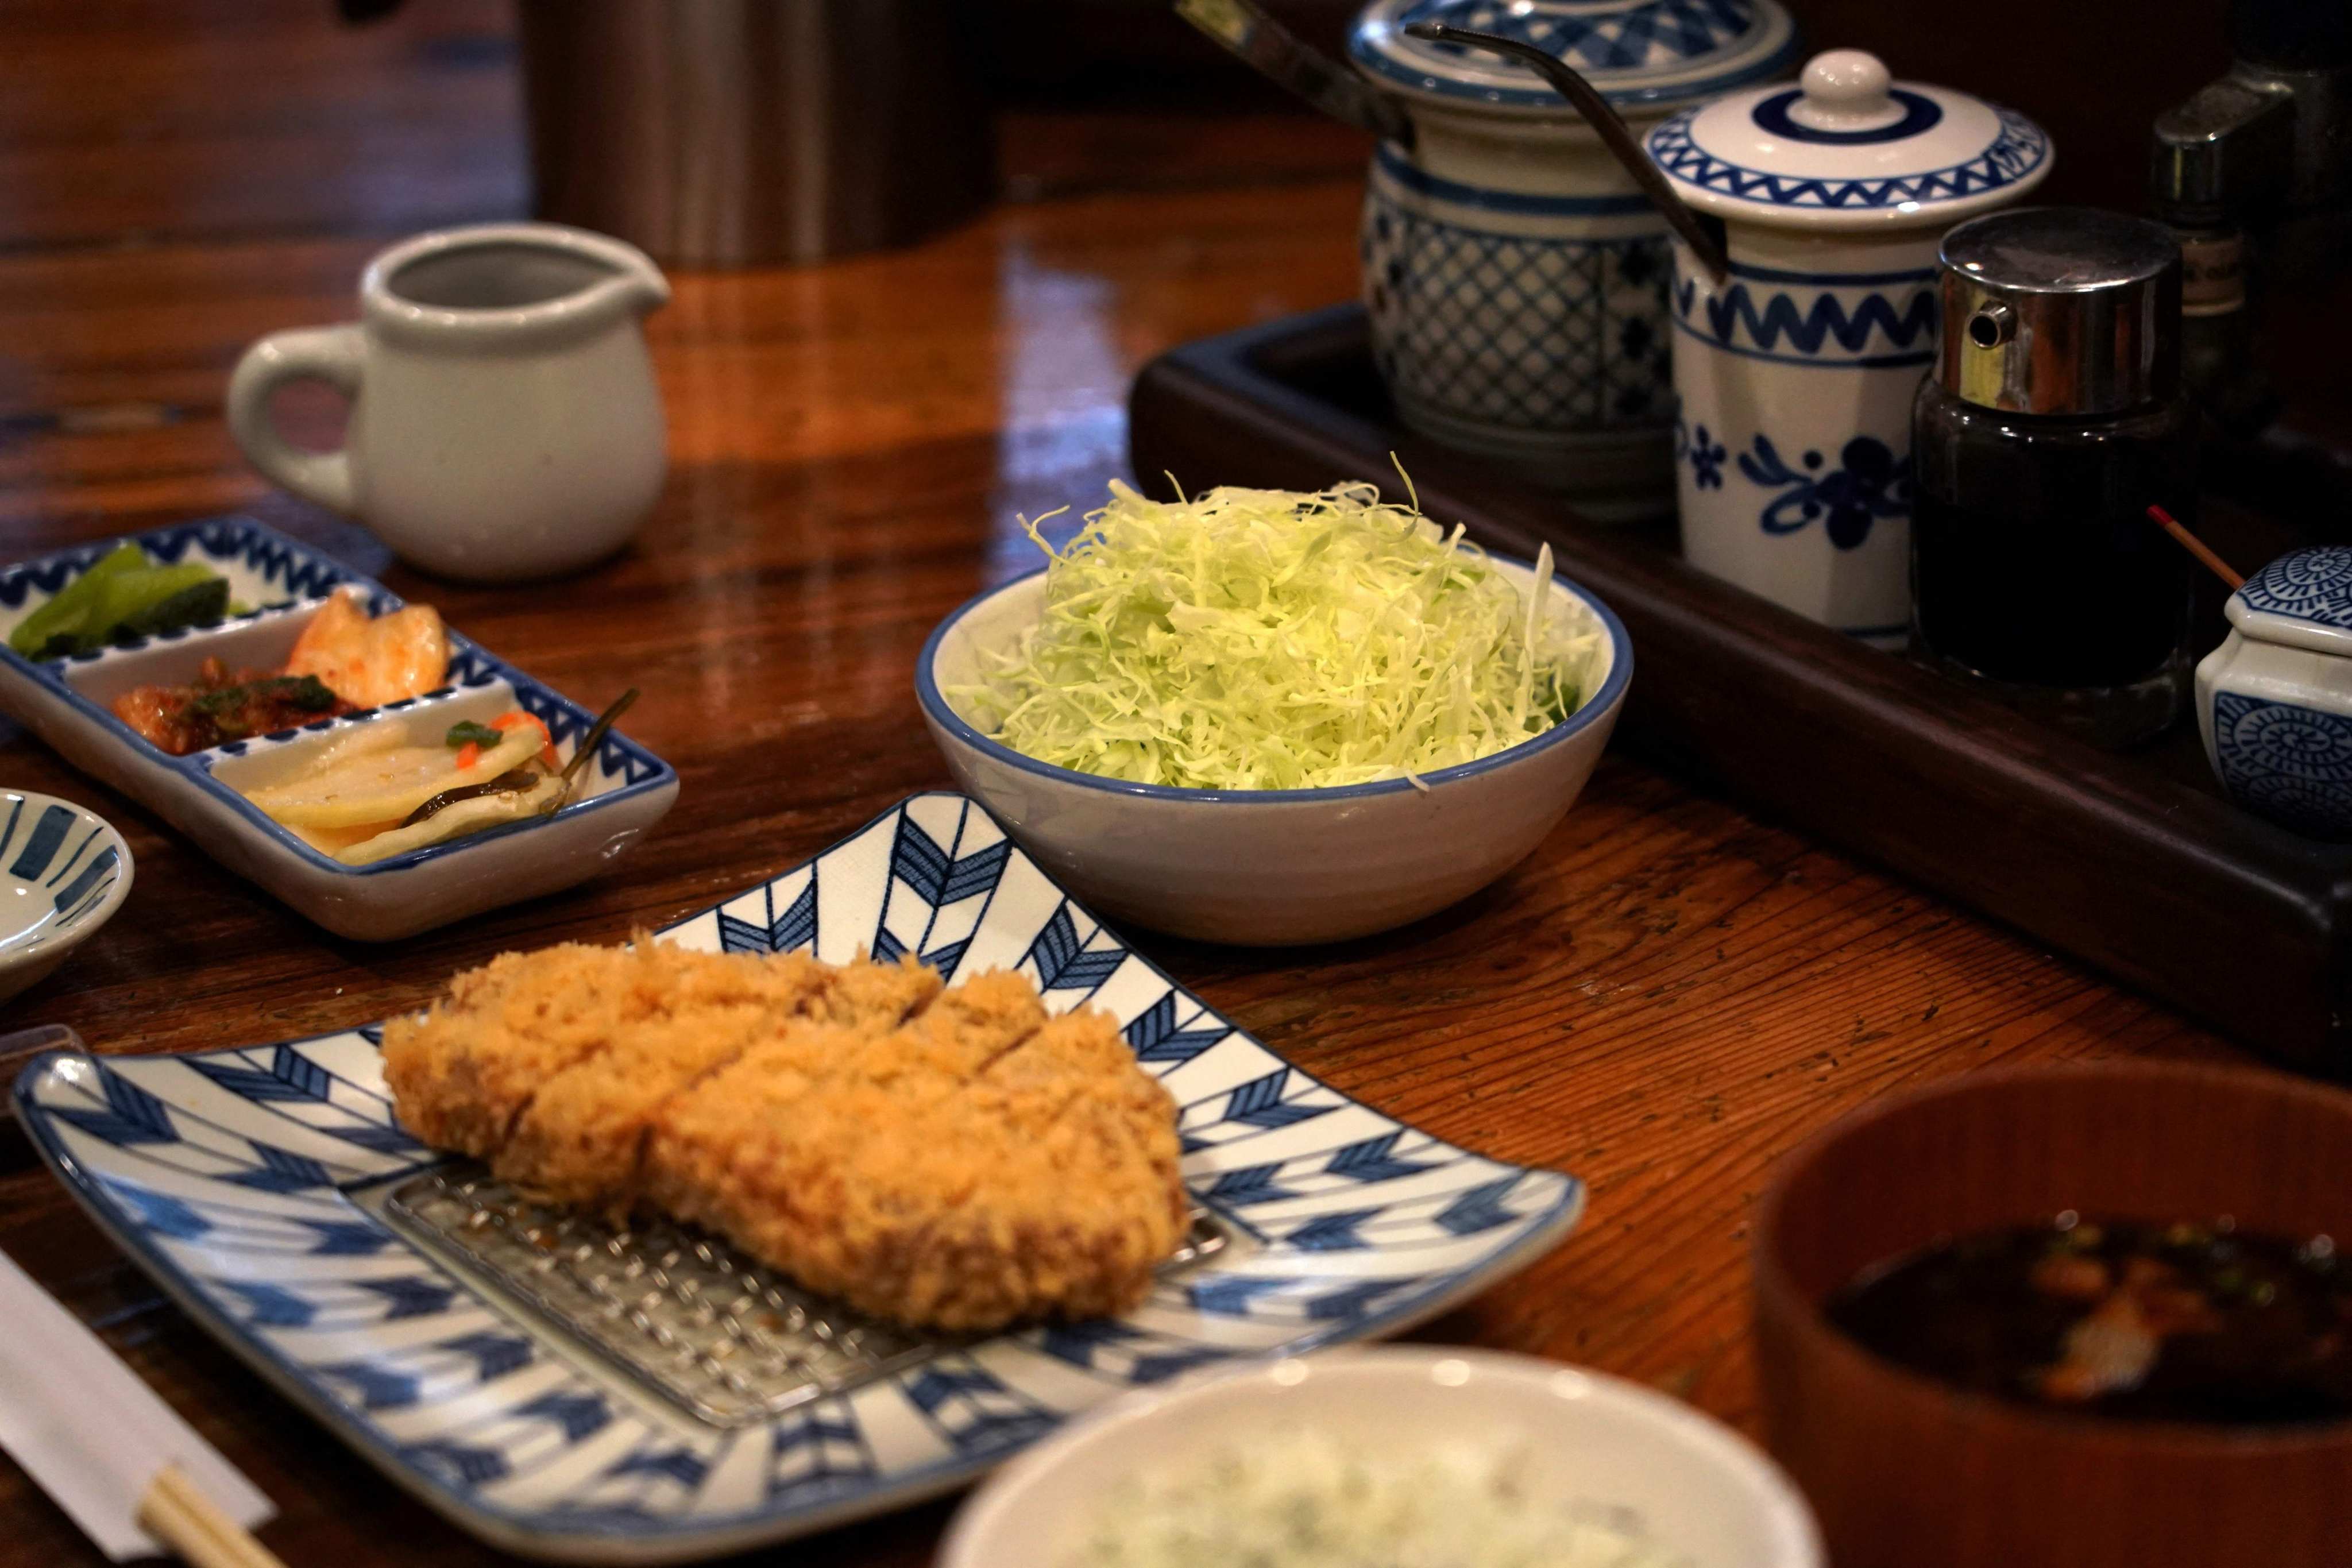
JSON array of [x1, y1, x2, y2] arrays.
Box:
[[2211, 692, 2352, 837], [2234, 547, 2352, 632], [1362, 192, 1673, 433], [1645, 105, 2049, 211]]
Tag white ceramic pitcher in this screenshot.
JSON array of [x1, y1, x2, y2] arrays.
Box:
[[229, 223, 670, 582]]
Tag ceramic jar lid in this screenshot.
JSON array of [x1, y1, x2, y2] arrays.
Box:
[[1645, 48, 2053, 230], [2230, 547, 2352, 655], [1349, 0, 1799, 115]]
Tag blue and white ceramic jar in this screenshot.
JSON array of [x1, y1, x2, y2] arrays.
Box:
[[2198, 547, 2352, 839], [1349, 0, 1799, 523], [1645, 49, 2051, 643]]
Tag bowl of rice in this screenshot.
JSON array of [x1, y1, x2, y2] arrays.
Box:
[[916, 481, 1632, 945], [936, 1346, 1822, 1568]]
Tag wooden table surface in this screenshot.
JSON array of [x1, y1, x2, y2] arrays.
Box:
[[0, 4, 2241, 1565]]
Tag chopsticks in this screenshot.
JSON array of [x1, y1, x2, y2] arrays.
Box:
[[0, 1247, 281, 1566], [137, 1467, 289, 1568]]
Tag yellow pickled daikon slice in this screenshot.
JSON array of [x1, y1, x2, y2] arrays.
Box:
[[333, 768, 565, 864], [243, 724, 544, 828], [289, 820, 392, 857]]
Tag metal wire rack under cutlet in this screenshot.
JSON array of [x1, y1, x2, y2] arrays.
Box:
[[373, 1164, 1231, 1430]]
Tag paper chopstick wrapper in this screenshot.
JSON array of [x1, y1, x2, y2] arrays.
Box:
[[0, 1248, 275, 1560]]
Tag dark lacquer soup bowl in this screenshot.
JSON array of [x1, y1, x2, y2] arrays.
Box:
[[1755, 1063, 2352, 1568]]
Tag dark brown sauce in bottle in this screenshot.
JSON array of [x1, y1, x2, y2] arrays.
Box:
[[1910, 397, 2196, 689]]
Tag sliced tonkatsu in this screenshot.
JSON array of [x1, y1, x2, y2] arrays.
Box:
[[380, 941, 1184, 1332]]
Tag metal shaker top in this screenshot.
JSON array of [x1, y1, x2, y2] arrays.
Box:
[[1935, 207, 2183, 416]]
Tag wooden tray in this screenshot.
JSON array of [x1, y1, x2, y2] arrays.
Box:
[[1129, 306, 2349, 1077]]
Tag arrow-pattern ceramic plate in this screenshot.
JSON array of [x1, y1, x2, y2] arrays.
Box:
[[12, 793, 1584, 1564]]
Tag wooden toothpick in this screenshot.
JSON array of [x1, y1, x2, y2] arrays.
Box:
[[2146, 505, 2245, 591]]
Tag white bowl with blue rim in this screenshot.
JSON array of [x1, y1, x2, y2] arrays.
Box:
[[2197, 545, 2352, 839], [938, 1346, 1824, 1568], [1349, 0, 1799, 521], [916, 555, 1631, 947], [0, 517, 675, 941], [0, 791, 132, 1005], [1645, 49, 2051, 646]]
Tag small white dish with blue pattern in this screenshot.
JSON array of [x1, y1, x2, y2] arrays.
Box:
[[2197, 546, 2352, 838], [0, 790, 132, 1005], [0, 517, 677, 942], [1648, 49, 2050, 646], [1350, 0, 1799, 520], [10, 792, 1584, 1562]]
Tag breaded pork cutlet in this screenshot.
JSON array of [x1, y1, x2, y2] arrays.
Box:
[[497, 951, 937, 1210], [380, 941, 685, 1162], [381, 943, 1185, 1332], [640, 968, 1047, 1220], [381, 941, 940, 1205], [656, 1001, 1186, 1331]]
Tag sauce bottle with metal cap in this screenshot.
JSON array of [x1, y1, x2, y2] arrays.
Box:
[[1911, 207, 2197, 748]]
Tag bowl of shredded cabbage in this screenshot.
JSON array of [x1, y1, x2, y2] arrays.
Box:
[[936, 1347, 1822, 1568], [917, 481, 1631, 944]]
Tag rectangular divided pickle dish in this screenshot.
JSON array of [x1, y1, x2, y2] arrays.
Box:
[[0, 517, 677, 940], [1130, 307, 2352, 1076], [9, 793, 1584, 1563]]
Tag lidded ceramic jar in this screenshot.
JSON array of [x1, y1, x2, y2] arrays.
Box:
[[1645, 49, 2052, 643], [2198, 547, 2352, 839], [1350, 0, 1799, 523]]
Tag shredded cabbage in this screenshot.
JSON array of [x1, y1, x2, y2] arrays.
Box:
[[955, 480, 1599, 791]]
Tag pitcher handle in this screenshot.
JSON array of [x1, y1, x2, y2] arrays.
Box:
[[226, 325, 364, 514]]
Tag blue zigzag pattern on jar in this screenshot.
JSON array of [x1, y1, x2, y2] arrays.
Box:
[[1737, 434, 1911, 550], [2212, 693, 2352, 836], [1671, 275, 1937, 367], [1646, 106, 2048, 211]]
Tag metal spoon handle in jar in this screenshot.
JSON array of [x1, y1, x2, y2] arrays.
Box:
[[1176, 0, 1416, 147], [1402, 20, 1729, 284]]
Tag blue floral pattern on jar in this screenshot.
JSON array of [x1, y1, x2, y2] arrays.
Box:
[[1673, 417, 1727, 490], [1737, 434, 1912, 550]]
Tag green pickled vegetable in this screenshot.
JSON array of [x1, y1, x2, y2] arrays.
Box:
[[8, 543, 146, 656], [955, 480, 1600, 791], [7, 548, 231, 658], [444, 720, 504, 749], [109, 569, 229, 642]]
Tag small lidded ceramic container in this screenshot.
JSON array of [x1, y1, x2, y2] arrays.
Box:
[[2198, 547, 2352, 838], [1350, 0, 1798, 523], [1646, 49, 2051, 643]]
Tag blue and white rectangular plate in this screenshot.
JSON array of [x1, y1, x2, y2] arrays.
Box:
[[0, 517, 676, 941], [12, 794, 1585, 1565]]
